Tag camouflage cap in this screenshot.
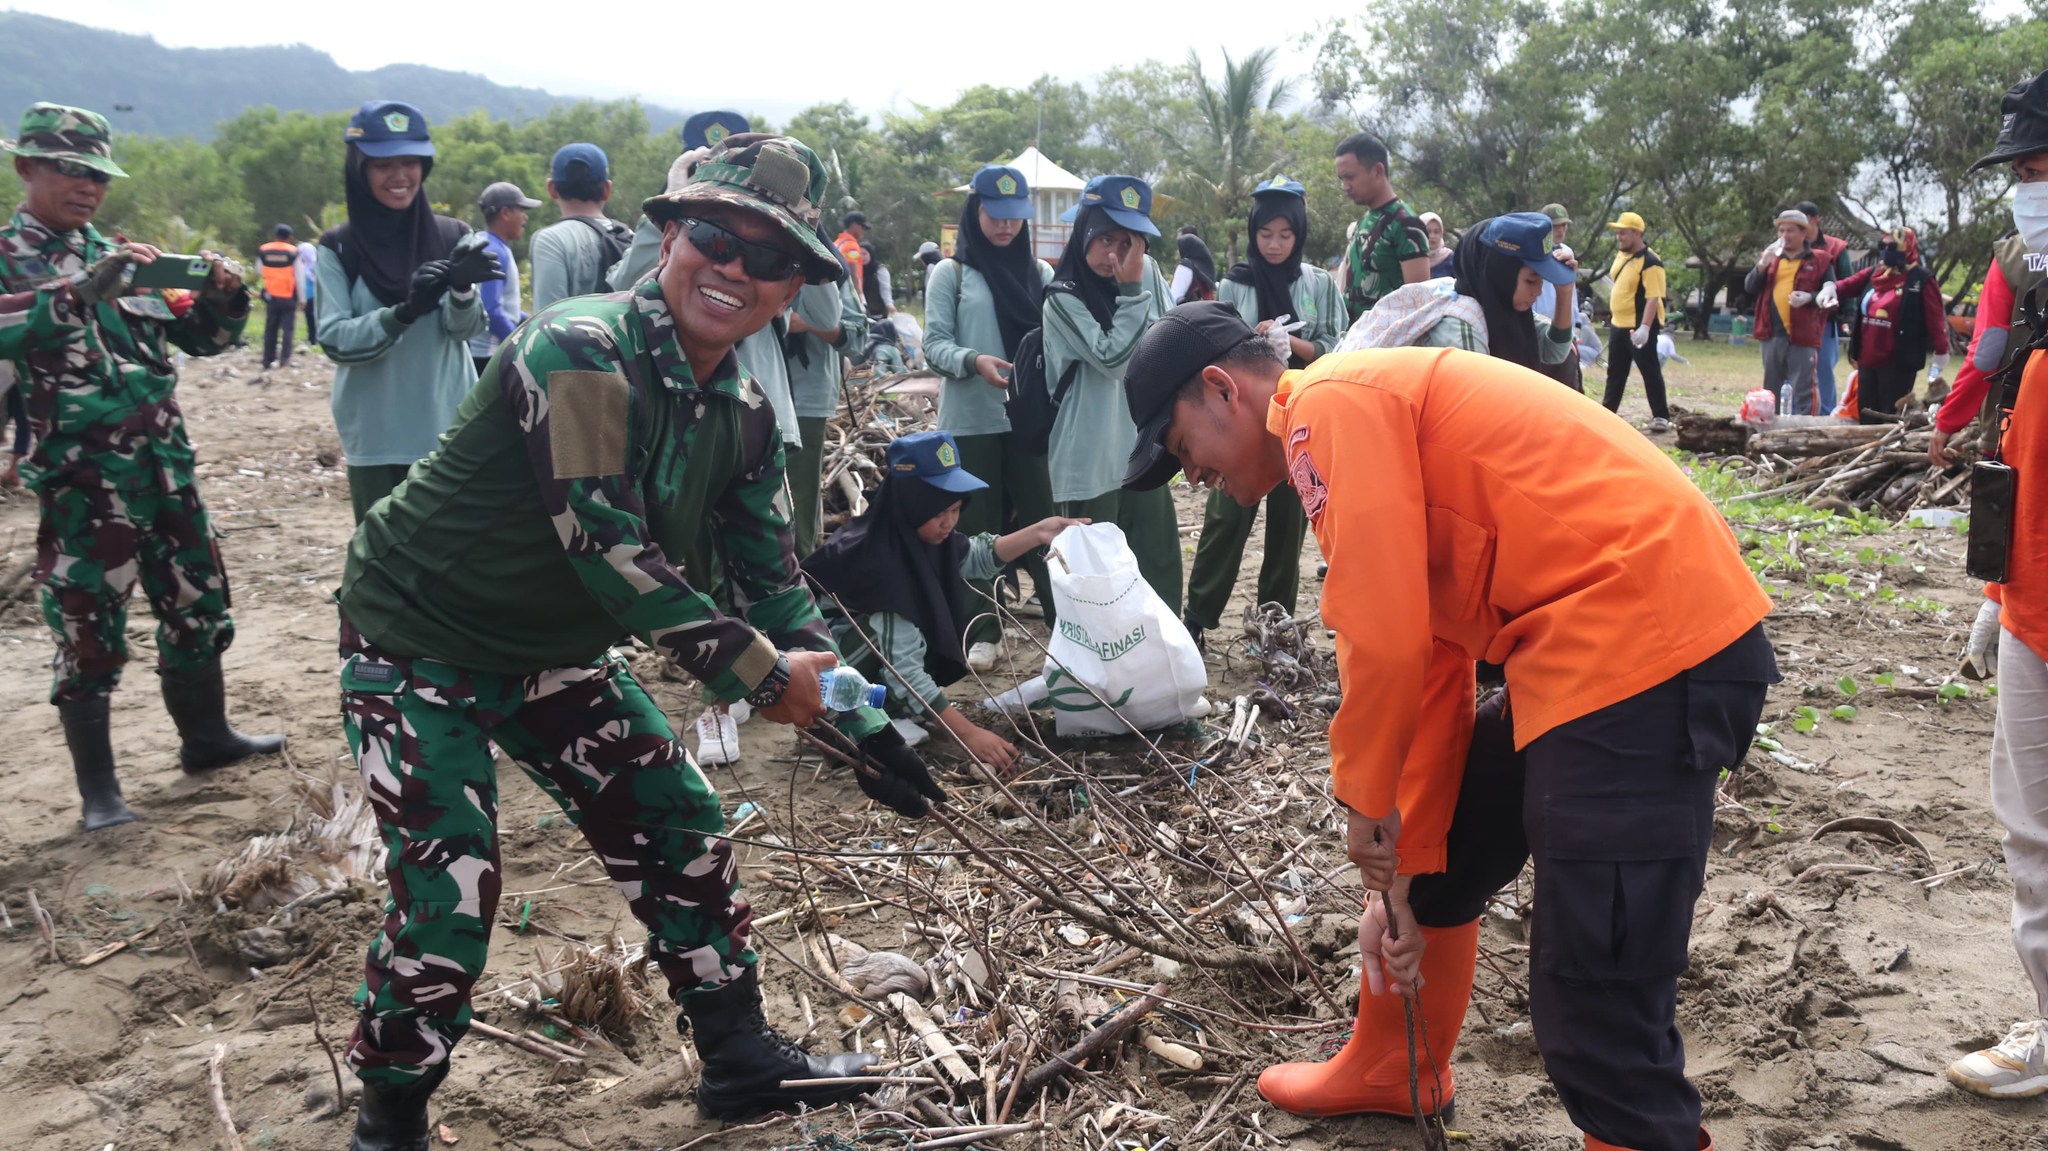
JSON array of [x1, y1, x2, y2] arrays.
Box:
[[643, 134, 844, 284], [1, 102, 127, 179]]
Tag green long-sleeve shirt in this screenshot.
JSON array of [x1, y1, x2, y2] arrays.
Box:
[[789, 278, 864, 419], [0, 210, 248, 490], [339, 278, 838, 701], [1040, 255, 1172, 503], [315, 245, 485, 467], [825, 534, 1002, 716], [924, 257, 1056, 436], [1215, 265, 1349, 359]]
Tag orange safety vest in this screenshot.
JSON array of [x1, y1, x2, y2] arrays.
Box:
[[834, 231, 866, 290], [258, 240, 298, 299]]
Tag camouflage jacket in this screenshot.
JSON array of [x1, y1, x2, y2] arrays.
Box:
[[340, 277, 834, 698], [0, 210, 249, 490]]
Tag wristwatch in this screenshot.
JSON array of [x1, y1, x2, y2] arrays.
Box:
[[745, 653, 792, 709]]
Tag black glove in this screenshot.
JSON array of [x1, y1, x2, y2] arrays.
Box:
[[392, 260, 452, 325], [443, 233, 505, 292], [854, 723, 946, 817]]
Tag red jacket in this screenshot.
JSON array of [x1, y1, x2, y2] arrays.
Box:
[[1837, 264, 1949, 371], [1746, 246, 1836, 347]]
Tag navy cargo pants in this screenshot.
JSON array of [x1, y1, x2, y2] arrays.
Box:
[[1409, 624, 1776, 1151]]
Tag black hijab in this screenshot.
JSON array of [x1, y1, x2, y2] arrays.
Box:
[[1225, 193, 1310, 366], [1451, 217, 1540, 371], [956, 193, 1043, 359], [803, 476, 973, 688], [1047, 204, 1125, 333], [320, 143, 462, 306]]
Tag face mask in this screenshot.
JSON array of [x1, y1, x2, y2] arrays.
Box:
[[1880, 245, 1906, 268], [2016, 182, 2048, 252]]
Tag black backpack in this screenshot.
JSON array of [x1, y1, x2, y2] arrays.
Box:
[[563, 214, 635, 286], [1004, 325, 1080, 455]]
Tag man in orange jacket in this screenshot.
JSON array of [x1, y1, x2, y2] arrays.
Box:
[[834, 209, 869, 293], [1121, 302, 1778, 1151], [257, 222, 299, 369]]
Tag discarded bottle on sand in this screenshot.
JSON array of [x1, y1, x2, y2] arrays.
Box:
[[819, 668, 888, 712]]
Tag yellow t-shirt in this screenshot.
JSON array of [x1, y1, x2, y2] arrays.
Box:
[[1772, 257, 1801, 333], [1608, 248, 1667, 329]]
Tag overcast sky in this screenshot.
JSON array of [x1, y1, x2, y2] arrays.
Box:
[[25, 1, 1381, 125]]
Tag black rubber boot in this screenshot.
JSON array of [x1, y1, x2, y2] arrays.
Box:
[[59, 695, 135, 831], [348, 1062, 449, 1151], [681, 966, 879, 1119], [1183, 614, 1207, 656], [158, 659, 285, 773]]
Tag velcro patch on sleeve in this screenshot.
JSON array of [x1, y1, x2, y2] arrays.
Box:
[[547, 370, 630, 478]]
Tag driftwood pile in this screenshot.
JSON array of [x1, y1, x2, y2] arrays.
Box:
[[1675, 414, 1972, 518], [822, 371, 941, 531]]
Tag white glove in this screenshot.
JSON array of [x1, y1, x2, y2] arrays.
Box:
[[665, 146, 713, 194], [1929, 354, 1948, 383], [1961, 600, 2002, 680], [1758, 238, 1783, 267], [1815, 281, 1838, 310], [1552, 244, 1575, 262], [1264, 314, 1304, 360], [1631, 324, 1650, 349], [1789, 290, 1815, 308]]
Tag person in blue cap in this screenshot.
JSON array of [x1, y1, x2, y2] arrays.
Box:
[[1449, 212, 1579, 373], [804, 431, 1083, 764], [923, 164, 1061, 669], [1184, 175, 1349, 649], [683, 109, 751, 151], [529, 142, 634, 310], [1041, 174, 1181, 611], [317, 99, 500, 522]]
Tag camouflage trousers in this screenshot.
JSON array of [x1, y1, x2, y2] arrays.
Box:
[[35, 478, 234, 703], [337, 613, 755, 1084]]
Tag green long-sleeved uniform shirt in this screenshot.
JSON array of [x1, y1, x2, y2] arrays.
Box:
[[1040, 255, 1172, 503], [339, 279, 841, 703], [315, 245, 485, 468], [1215, 265, 1349, 359], [0, 210, 248, 490], [789, 278, 864, 419], [923, 257, 1055, 436]]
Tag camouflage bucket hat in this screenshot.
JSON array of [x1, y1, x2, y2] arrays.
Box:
[[1, 102, 127, 179], [643, 135, 844, 283]]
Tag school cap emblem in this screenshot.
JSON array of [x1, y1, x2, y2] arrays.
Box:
[[996, 174, 1018, 196], [1120, 187, 1141, 209], [384, 111, 410, 133], [936, 442, 958, 468], [706, 122, 731, 145]]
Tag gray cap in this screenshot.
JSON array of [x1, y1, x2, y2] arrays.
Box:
[[479, 181, 542, 212]]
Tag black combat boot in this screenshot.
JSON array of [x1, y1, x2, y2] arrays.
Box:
[[348, 1062, 449, 1151], [158, 658, 285, 773], [681, 966, 879, 1119], [59, 695, 135, 831]]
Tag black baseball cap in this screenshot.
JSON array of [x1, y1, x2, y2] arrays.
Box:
[[1122, 301, 1257, 490], [843, 210, 868, 228]]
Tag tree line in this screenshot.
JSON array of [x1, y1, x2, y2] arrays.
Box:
[[83, 0, 2043, 331]]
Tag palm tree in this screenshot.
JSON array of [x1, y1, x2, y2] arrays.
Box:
[[1163, 47, 1297, 264]]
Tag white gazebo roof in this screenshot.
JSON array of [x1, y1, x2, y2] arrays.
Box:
[[946, 146, 1087, 194]]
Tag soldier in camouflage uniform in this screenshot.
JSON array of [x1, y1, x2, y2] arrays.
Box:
[[0, 103, 283, 832], [335, 134, 946, 1151]]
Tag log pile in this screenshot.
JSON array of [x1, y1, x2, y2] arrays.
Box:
[[821, 370, 941, 531], [1677, 413, 1975, 518]]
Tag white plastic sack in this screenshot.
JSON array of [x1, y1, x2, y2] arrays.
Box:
[[1042, 523, 1209, 736]]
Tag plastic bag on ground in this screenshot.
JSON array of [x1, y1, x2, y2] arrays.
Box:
[[1041, 523, 1209, 736]]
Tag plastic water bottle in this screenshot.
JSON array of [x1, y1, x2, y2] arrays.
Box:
[[819, 668, 887, 712]]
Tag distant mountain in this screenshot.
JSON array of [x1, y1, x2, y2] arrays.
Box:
[[0, 13, 685, 140]]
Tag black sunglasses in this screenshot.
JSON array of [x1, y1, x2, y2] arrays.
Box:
[[48, 159, 112, 185], [681, 217, 800, 282]]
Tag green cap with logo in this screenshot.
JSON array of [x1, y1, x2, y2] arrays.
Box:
[[1, 102, 127, 179], [642, 134, 844, 284]]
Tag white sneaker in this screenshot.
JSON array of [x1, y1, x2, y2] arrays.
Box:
[[890, 718, 930, 748], [967, 641, 1002, 672], [1948, 1019, 2048, 1098], [693, 709, 742, 766], [728, 700, 752, 726], [1647, 417, 1672, 433]]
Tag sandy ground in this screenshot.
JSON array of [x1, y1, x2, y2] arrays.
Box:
[[0, 343, 2042, 1151]]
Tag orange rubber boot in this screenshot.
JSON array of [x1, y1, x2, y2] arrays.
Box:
[[1585, 1128, 1715, 1151], [1257, 918, 1479, 1118]]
